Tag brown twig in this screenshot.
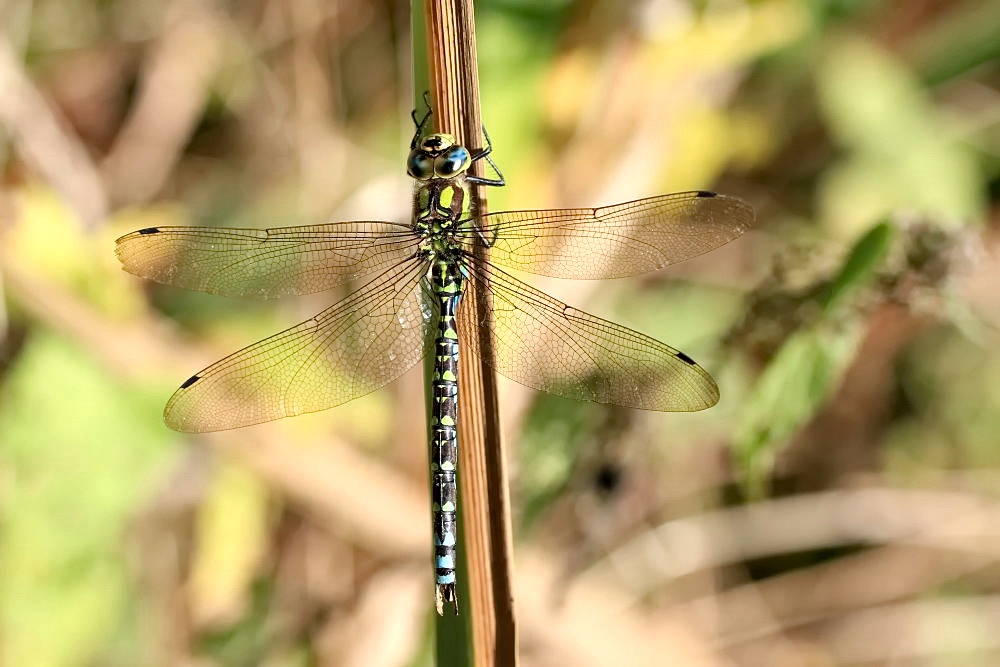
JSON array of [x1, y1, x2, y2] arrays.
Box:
[[0, 35, 107, 229], [100, 2, 223, 207], [421, 0, 517, 663]]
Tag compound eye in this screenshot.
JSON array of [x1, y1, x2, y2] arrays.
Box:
[[436, 146, 471, 177], [407, 151, 434, 180]]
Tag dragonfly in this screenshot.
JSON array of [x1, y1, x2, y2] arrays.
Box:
[[115, 109, 753, 614]]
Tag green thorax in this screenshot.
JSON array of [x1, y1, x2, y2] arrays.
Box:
[[414, 177, 472, 257], [407, 132, 476, 260]]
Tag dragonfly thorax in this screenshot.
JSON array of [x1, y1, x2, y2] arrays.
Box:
[[412, 153, 472, 264]]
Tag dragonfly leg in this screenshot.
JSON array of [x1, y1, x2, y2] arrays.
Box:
[[467, 124, 506, 187], [410, 91, 433, 149]]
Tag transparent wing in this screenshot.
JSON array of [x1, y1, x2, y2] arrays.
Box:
[[464, 191, 752, 280], [116, 221, 419, 298], [164, 259, 430, 432], [458, 261, 719, 411]]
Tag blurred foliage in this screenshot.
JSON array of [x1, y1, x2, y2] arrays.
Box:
[[0, 333, 174, 665], [816, 37, 982, 235], [1, 0, 998, 665], [734, 220, 894, 491]]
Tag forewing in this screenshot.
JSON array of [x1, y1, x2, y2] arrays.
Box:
[[164, 259, 430, 432], [116, 221, 418, 297], [469, 191, 752, 280], [458, 262, 719, 411]]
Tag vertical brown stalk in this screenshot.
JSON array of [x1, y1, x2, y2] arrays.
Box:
[[421, 1, 517, 665]]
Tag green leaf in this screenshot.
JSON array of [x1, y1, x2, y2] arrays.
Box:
[[735, 326, 861, 494], [816, 37, 983, 235], [818, 220, 894, 312]]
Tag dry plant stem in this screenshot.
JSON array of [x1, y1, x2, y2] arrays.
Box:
[[0, 35, 107, 228], [100, 3, 222, 207], [423, 0, 518, 663]]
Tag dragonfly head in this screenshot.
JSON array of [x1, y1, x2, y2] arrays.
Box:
[[407, 133, 472, 181]]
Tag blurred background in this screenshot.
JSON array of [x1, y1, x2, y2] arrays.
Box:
[[1, 0, 999, 664]]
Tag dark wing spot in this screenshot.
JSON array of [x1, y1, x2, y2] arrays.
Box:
[[179, 374, 201, 388], [676, 352, 697, 365], [137, 227, 161, 234], [695, 191, 717, 198]]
